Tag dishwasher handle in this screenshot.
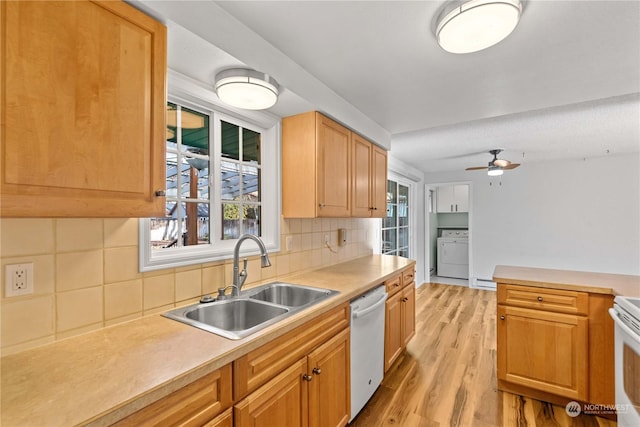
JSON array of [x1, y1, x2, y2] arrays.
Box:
[[352, 293, 387, 319]]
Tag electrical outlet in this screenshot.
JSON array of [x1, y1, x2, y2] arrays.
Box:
[[324, 234, 330, 244], [286, 236, 293, 251], [5, 263, 34, 297]]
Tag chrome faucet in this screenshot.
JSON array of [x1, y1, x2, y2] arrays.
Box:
[[230, 234, 271, 297]]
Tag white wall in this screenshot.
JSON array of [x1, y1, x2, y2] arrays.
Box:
[[422, 153, 640, 280]]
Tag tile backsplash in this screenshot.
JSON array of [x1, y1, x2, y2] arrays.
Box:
[[0, 217, 377, 355]]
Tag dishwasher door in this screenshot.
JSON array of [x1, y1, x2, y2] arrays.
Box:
[[350, 285, 387, 422]]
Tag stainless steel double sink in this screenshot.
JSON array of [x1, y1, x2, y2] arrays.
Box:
[[163, 282, 339, 340]]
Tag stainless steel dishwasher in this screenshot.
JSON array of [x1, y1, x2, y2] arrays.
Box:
[[350, 285, 387, 422]]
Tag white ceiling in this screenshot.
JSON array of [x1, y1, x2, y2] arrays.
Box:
[[136, 0, 640, 173]]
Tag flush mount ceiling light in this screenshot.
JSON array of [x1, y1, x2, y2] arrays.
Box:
[[214, 68, 280, 110], [435, 0, 522, 54]]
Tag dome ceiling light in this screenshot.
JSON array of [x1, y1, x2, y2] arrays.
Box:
[[435, 0, 523, 54], [214, 68, 280, 110]]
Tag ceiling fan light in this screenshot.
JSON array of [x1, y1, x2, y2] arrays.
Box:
[[214, 68, 280, 110], [436, 0, 522, 54], [487, 165, 504, 176]]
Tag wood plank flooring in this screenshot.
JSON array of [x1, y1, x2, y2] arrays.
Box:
[[349, 283, 617, 427]]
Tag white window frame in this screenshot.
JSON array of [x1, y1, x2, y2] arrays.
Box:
[[380, 172, 416, 259], [139, 71, 281, 272]]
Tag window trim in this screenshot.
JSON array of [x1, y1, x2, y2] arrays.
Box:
[[139, 71, 281, 272]]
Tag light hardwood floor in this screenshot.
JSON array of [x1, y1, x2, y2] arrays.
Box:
[[349, 283, 617, 427]]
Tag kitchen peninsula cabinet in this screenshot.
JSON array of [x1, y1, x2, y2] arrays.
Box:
[[234, 304, 350, 427], [1, 0, 166, 217], [282, 111, 387, 218], [494, 265, 623, 409], [384, 266, 416, 372]]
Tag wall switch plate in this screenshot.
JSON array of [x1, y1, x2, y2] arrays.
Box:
[[5, 263, 34, 297]]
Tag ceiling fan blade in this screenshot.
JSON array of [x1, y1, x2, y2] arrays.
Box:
[[465, 166, 488, 171], [493, 159, 511, 167], [503, 163, 520, 170]]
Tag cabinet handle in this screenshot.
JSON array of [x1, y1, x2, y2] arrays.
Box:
[[537, 296, 543, 302], [402, 297, 408, 302], [455, 204, 458, 212], [451, 204, 453, 212], [394, 283, 400, 287], [319, 203, 325, 208], [500, 315, 505, 320], [312, 367, 322, 375], [155, 190, 166, 197], [302, 374, 313, 382]]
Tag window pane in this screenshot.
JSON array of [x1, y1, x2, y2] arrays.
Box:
[[221, 121, 240, 160], [382, 229, 396, 254], [221, 161, 240, 201], [383, 202, 396, 228], [165, 151, 179, 198], [243, 206, 261, 236], [399, 227, 408, 248], [150, 203, 179, 249], [222, 203, 241, 240], [180, 107, 209, 153], [242, 166, 260, 202], [243, 128, 261, 163], [398, 249, 408, 258], [387, 180, 397, 204]]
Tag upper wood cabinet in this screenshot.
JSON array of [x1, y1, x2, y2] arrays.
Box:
[[436, 185, 469, 213], [282, 111, 387, 218], [352, 133, 387, 218], [1, 0, 167, 217]]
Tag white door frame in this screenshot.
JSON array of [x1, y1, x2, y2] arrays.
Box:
[[424, 181, 473, 285]]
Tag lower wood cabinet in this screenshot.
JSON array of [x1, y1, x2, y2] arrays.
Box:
[[384, 267, 416, 372], [497, 304, 588, 400], [111, 364, 232, 427], [497, 283, 615, 407], [235, 328, 350, 427]]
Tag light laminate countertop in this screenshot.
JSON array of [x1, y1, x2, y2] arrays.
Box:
[[493, 265, 640, 297], [1, 255, 415, 427]]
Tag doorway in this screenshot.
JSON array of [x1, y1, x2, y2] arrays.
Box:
[[425, 182, 472, 286]]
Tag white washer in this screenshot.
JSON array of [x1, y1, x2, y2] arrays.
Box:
[[437, 230, 469, 279]]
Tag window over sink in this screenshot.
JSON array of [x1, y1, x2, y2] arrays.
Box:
[[139, 72, 280, 271]]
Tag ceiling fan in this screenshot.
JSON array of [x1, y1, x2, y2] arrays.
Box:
[[465, 149, 520, 176]]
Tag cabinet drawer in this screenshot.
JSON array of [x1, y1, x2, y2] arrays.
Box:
[[402, 268, 415, 286], [112, 364, 232, 427], [498, 284, 588, 315], [233, 303, 349, 400], [385, 275, 402, 297]]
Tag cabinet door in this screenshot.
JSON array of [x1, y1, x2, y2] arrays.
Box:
[[436, 186, 454, 213], [203, 408, 233, 427], [351, 134, 373, 217], [371, 145, 388, 218], [307, 328, 350, 427], [453, 185, 469, 212], [1, 0, 166, 217], [316, 114, 351, 217], [402, 284, 416, 347], [497, 305, 588, 400], [384, 291, 404, 372], [235, 358, 309, 427]]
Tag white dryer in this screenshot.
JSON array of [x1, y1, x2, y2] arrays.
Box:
[[437, 229, 469, 279]]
